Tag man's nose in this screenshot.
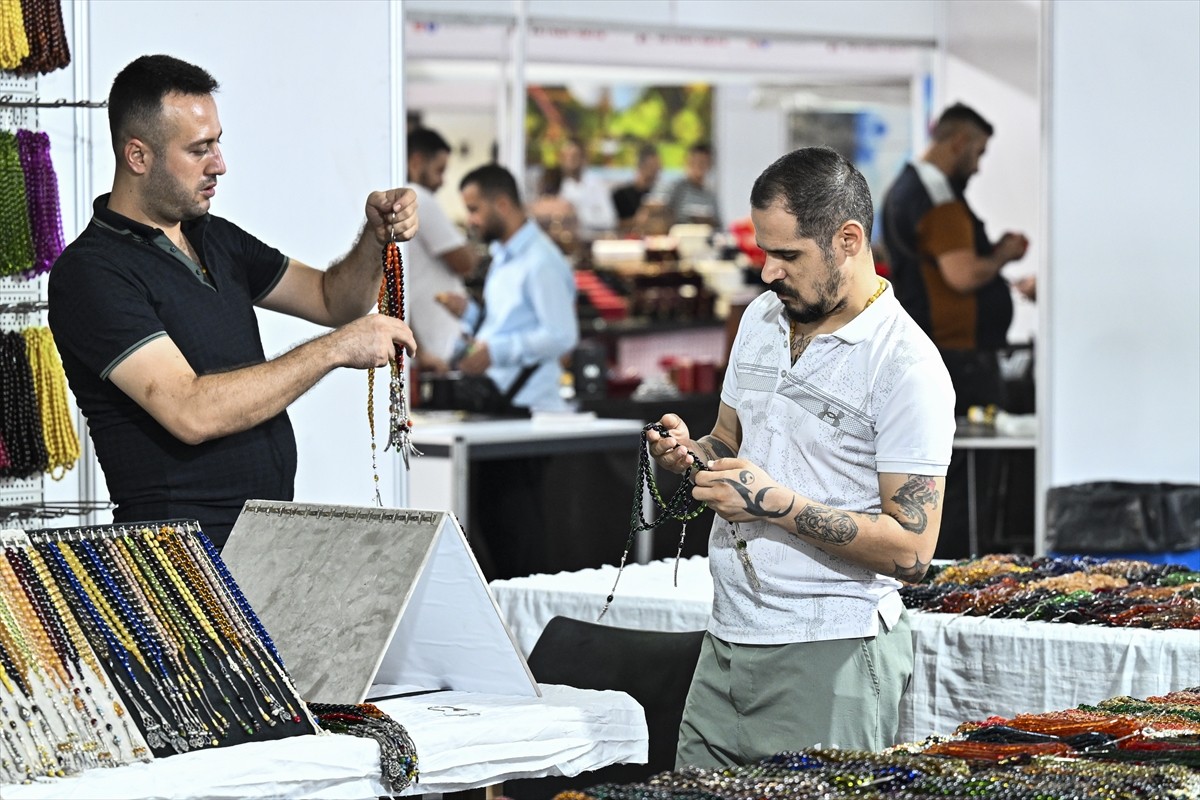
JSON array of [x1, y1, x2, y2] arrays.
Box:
[[761, 258, 785, 284], [209, 144, 227, 175]]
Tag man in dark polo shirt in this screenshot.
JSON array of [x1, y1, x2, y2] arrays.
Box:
[[881, 102, 1033, 558], [48, 54, 418, 549]]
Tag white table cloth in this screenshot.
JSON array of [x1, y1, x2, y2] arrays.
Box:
[[1, 684, 648, 799], [489, 558, 1200, 744]]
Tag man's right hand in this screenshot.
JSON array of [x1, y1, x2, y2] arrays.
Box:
[[645, 413, 698, 474], [996, 232, 1029, 263], [329, 314, 417, 369]]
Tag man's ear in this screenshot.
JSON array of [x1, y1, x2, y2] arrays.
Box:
[[123, 138, 152, 175], [839, 220, 866, 258]]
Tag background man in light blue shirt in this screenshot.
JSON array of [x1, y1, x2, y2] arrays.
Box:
[[443, 163, 579, 579], [454, 163, 579, 412]]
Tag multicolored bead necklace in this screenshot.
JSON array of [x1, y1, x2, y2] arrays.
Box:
[[367, 237, 422, 502]]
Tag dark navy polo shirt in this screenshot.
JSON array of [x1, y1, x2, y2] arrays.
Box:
[[48, 194, 296, 547]]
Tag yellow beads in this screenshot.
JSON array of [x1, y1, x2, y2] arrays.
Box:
[[22, 325, 80, 479]]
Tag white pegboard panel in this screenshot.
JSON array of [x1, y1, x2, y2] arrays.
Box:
[[0, 74, 37, 129], [1, 69, 46, 512], [0, 475, 44, 507]]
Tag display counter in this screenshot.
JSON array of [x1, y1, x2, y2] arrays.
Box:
[[488, 557, 1200, 744], [2, 684, 649, 799]]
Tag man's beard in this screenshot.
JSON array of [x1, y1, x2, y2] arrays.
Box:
[[146, 160, 209, 221], [769, 259, 846, 325]]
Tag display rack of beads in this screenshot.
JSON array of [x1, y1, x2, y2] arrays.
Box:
[[0, 76, 44, 519], [22, 521, 318, 760], [0, 80, 102, 522], [0, 528, 150, 786]]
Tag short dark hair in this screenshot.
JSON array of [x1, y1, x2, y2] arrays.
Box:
[[408, 127, 451, 159], [108, 55, 219, 156], [688, 142, 713, 157], [932, 102, 994, 141], [637, 144, 660, 165], [749, 146, 875, 254], [460, 163, 521, 205]]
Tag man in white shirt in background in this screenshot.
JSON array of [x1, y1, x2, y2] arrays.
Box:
[[558, 137, 617, 238], [406, 127, 479, 374], [665, 142, 721, 228]]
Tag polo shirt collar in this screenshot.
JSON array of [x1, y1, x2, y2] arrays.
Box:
[[489, 218, 539, 264]]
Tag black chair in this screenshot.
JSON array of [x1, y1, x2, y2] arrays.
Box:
[[501, 616, 706, 800]]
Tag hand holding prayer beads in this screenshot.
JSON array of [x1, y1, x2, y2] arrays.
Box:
[[365, 188, 418, 245], [600, 422, 759, 621]]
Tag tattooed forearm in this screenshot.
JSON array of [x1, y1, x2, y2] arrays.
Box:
[[889, 475, 940, 533], [891, 553, 931, 582], [717, 479, 794, 518], [696, 435, 736, 461], [793, 504, 858, 545]]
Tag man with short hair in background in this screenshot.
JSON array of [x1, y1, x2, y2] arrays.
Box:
[[881, 102, 1034, 559], [406, 127, 479, 374]]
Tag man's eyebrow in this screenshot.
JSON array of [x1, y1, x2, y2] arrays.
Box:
[[757, 243, 800, 256]]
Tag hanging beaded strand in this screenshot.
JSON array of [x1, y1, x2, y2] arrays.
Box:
[[367, 232, 422, 499]]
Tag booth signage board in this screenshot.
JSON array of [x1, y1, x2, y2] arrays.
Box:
[[222, 500, 539, 704]]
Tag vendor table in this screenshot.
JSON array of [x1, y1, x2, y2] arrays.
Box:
[[1, 684, 648, 799], [489, 557, 1200, 744], [406, 414, 654, 561]]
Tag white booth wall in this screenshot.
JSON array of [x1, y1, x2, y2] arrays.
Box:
[[1044, 0, 1200, 489]]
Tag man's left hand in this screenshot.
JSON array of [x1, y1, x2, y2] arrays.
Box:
[[692, 458, 796, 523], [366, 188, 419, 244]]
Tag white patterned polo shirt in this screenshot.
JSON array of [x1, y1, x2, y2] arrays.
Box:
[[708, 282, 954, 645]]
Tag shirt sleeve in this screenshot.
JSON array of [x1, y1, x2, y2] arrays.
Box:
[[48, 255, 167, 380], [874, 358, 956, 476], [917, 202, 975, 259], [417, 200, 467, 257]]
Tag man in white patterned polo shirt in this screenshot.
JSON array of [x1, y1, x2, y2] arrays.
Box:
[[648, 147, 955, 768]]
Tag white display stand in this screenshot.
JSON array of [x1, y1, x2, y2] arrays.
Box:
[[222, 500, 538, 704]]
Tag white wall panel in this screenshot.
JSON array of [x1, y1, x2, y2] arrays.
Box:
[[1046, 0, 1200, 485]]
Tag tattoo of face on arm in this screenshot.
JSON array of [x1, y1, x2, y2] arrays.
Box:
[[793, 504, 858, 545], [696, 435, 736, 462], [890, 475, 940, 534], [891, 553, 931, 582]]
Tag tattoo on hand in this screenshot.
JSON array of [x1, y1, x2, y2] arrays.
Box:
[[891, 553, 931, 582], [739, 470, 754, 485], [718, 479, 794, 519], [697, 436, 735, 461], [890, 475, 940, 534], [794, 505, 858, 545]]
